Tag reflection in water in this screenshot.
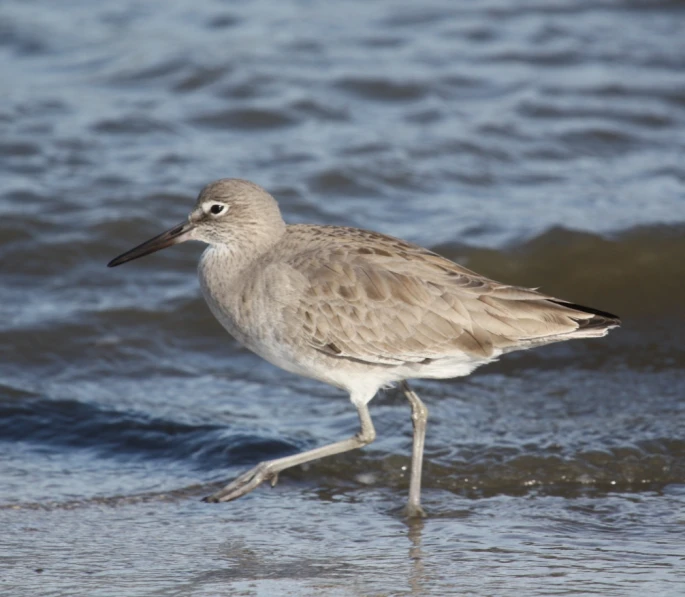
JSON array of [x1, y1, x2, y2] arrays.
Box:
[[406, 517, 427, 595]]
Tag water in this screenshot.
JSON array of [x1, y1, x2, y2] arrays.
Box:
[[1, 0, 684, 595]]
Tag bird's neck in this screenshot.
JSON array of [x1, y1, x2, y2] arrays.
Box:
[[200, 221, 286, 284]]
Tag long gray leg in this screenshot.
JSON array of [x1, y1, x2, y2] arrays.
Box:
[[204, 403, 376, 503], [401, 381, 429, 518]]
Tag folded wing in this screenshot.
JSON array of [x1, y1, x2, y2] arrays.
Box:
[[283, 226, 620, 367]]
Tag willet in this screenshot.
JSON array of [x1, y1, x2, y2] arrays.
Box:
[[108, 178, 620, 516]]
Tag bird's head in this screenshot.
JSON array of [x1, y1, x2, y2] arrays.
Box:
[[108, 178, 284, 267]]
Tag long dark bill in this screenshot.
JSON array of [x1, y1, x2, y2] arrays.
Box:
[[107, 221, 194, 267]]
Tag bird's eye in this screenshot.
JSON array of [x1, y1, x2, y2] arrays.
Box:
[[209, 204, 225, 215]]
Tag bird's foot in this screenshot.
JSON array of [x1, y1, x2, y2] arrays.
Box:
[[403, 502, 427, 519], [203, 461, 276, 503]]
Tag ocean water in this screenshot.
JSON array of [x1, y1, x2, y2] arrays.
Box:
[[1, 1, 684, 595]]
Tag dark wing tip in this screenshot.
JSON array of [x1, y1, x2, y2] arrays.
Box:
[[550, 300, 621, 330]]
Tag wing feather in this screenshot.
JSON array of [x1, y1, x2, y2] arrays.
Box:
[[280, 225, 618, 366]]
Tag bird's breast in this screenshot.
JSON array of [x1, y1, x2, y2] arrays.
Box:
[[197, 246, 308, 376]]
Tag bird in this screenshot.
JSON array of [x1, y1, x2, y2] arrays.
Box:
[[108, 178, 620, 517]]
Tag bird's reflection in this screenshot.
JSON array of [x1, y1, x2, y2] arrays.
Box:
[[405, 516, 426, 594]]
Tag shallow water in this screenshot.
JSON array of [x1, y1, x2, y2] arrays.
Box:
[[1, 0, 685, 595]]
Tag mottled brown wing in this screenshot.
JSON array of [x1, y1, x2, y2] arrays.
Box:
[[283, 228, 602, 366]]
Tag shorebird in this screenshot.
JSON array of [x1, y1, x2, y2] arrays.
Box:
[[108, 178, 620, 517]]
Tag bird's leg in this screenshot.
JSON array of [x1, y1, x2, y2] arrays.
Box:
[[401, 381, 429, 518], [203, 403, 376, 503]]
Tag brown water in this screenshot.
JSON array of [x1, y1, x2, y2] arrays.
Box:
[[1, 1, 684, 595]]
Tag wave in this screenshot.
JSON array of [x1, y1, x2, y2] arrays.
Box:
[[1, 389, 682, 502], [3, 221, 685, 314], [434, 223, 685, 318], [0, 393, 303, 471]]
